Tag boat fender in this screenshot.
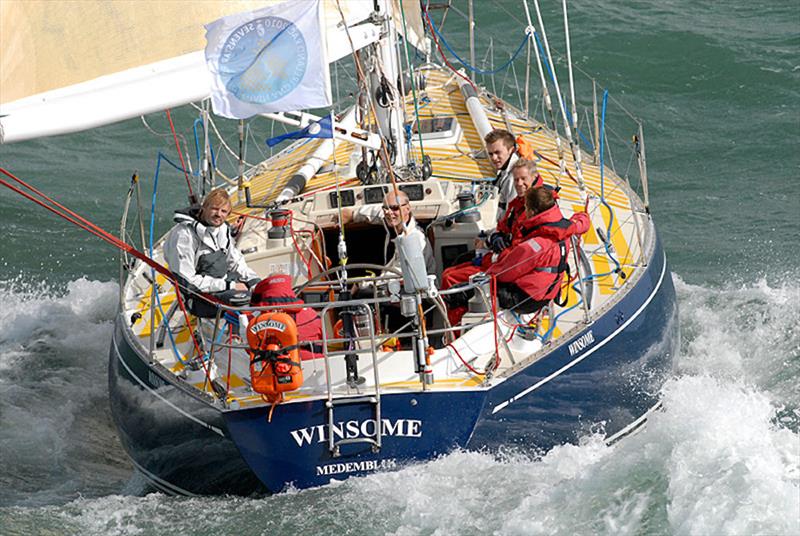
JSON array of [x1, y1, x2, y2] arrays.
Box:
[[247, 312, 303, 399], [515, 135, 536, 160]]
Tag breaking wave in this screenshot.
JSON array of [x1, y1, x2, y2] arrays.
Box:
[[1, 273, 797, 535]]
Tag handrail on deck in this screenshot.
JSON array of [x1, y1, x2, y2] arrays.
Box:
[[186, 273, 500, 403]]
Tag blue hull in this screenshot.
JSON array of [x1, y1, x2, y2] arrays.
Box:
[[109, 238, 677, 494], [109, 322, 266, 495], [472, 237, 678, 448]]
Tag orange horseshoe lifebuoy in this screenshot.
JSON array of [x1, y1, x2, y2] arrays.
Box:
[[247, 311, 303, 398]]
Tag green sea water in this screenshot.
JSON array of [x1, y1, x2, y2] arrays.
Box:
[[1, 1, 798, 534]]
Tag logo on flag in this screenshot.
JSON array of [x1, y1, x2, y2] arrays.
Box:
[[205, 0, 331, 119]]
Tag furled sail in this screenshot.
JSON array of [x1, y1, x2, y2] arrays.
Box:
[[0, 0, 424, 144]]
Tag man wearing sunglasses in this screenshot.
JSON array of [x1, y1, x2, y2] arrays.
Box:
[[338, 189, 437, 346], [340, 189, 435, 276]]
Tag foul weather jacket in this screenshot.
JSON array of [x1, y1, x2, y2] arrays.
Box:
[[486, 205, 590, 302], [493, 172, 543, 239], [163, 208, 258, 294]]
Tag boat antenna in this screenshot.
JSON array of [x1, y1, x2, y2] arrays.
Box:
[[237, 119, 245, 204], [521, 0, 567, 190], [201, 99, 214, 197], [530, 0, 586, 193]]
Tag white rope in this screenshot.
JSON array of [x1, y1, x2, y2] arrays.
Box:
[[531, 0, 585, 191], [562, 0, 586, 195]]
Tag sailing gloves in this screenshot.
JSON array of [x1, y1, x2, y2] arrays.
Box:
[[488, 231, 511, 254]]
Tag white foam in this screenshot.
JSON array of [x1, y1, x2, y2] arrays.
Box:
[[1, 273, 798, 535], [659, 376, 800, 535], [673, 274, 800, 404], [0, 277, 121, 507]]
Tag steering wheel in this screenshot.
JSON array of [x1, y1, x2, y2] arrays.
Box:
[[293, 263, 403, 295]]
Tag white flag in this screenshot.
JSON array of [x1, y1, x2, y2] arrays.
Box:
[[204, 0, 332, 119]]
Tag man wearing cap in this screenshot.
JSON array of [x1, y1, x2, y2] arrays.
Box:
[[164, 188, 260, 316]]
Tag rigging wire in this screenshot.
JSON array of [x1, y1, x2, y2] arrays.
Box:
[[521, 1, 568, 189], [426, 17, 529, 76], [165, 109, 196, 202], [398, 0, 427, 162], [422, 8, 477, 91], [529, 0, 585, 192]]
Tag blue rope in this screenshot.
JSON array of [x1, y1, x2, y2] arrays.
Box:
[[519, 95, 625, 343], [157, 152, 189, 175], [427, 12, 528, 75], [598, 90, 621, 274], [149, 153, 191, 366]]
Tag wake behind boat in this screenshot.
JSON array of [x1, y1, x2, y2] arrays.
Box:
[[0, 0, 678, 495]]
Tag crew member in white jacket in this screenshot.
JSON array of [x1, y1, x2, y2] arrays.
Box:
[[164, 188, 259, 316], [340, 189, 435, 276]]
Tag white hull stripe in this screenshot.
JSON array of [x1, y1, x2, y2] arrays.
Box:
[[605, 400, 662, 445], [492, 252, 668, 414], [112, 334, 225, 436], [127, 456, 199, 497]]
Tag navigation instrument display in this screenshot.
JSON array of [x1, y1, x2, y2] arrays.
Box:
[[364, 186, 387, 204], [399, 184, 424, 201], [329, 190, 355, 208]]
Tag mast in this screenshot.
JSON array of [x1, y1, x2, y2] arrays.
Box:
[[367, 0, 409, 169]]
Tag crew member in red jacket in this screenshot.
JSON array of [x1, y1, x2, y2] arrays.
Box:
[[441, 159, 543, 297], [249, 274, 323, 361], [445, 186, 589, 326], [487, 186, 590, 311]]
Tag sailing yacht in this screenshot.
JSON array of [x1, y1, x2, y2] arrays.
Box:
[[0, 0, 678, 495]]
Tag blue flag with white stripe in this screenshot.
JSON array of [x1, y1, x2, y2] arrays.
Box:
[[266, 114, 334, 147]]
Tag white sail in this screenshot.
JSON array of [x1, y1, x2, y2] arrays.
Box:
[[0, 0, 424, 144]]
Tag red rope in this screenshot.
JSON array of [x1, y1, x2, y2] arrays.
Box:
[[233, 210, 326, 274], [490, 275, 501, 369], [2, 169, 136, 255], [165, 109, 195, 199], [534, 151, 580, 186], [288, 212, 313, 279], [1, 167, 213, 372], [446, 343, 484, 376], [225, 324, 234, 395]]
